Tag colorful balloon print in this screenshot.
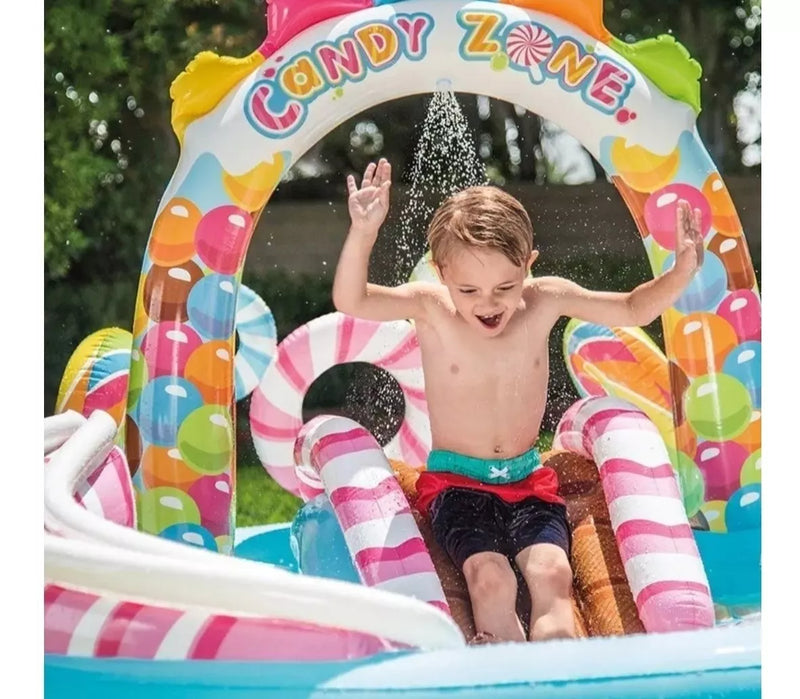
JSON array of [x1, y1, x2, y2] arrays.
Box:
[[685, 373, 752, 442], [722, 342, 761, 410], [194, 205, 253, 275], [147, 198, 202, 266], [717, 290, 761, 343], [661, 251, 728, 314], [695, 440, 750, 502], [177, 405, 234, 476], [725, 485, 761, 532], [670, 313, 738, 377], [135, 377, 205, 447], [644, 184, 711, 251], [137, 486, 202, 534]]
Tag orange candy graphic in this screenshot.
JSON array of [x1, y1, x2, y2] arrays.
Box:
[[734, 412, 761, 452], [609, 140, 680, 193], [702, 173, 743, 237], [142, 445, 203, 490], [670, 313, 738, 377], [184, 340, 235, 404], [148, 198, 203, 266]]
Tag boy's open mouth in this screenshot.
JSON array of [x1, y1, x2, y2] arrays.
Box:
[[477, 312, 503, 329]]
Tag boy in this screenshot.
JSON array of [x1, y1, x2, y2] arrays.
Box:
[[333, 158, 703, 645]]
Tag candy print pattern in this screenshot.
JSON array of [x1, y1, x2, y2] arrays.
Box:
[[505, 22, 553, 83], [507, 23, 553, 65], [128, 152, 270, 553], [44, 583, 395, 660], [295, 415, 449, 615], [600, 133, 761, 529], [250, 313, 431, 500], [234, 284, 277, 400], [554, 396, 714, 632]]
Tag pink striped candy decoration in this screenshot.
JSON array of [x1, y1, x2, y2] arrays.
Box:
[[44, 582, 395, 660], [296, 415, 449, 616], [249, 82, 304, 133], [506, 22, 553, 66], [250, 312, 431, 499], [554, 396, 714, 632], [45, 444, 136, 529]]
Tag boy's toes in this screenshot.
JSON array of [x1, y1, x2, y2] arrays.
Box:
[[469, 631, 502, 645]]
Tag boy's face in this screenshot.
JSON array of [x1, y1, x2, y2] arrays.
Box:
[[436, 246, 537, 337]]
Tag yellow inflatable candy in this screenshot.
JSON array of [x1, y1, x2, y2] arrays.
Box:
[[56, 327, 133, 427]]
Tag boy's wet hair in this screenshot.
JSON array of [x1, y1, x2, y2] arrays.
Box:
[[427, 186, 533, 267]]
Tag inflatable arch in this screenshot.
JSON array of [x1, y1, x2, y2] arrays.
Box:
[[126, 0, 761, 553]]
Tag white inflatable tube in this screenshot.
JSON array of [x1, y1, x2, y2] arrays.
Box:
[[44, 410, 464, 651], [45, 534, 463, 651], [44, 410, 88, 456]]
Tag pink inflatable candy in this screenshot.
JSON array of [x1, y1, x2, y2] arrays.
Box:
[[260, 0, 374, 57], [555, 396, 714, 633], [296, 415, 449, 615], [250, 313, 431, 499], [44, 583, 394, 660]]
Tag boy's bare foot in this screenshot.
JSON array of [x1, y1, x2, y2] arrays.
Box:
[[469, 631, 502, 645]]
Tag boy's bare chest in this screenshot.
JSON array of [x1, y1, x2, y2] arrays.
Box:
[[418, 321, 549, 386]]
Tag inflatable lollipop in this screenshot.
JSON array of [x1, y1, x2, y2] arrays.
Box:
[[506, 22, 554, 84]]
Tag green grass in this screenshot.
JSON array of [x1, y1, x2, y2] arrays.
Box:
[[235, 431, 556, 527], [536, 431, 554, 453], [236, 465, 303, 527]]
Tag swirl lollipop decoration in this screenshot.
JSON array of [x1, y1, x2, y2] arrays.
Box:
[[505, 22, 554, 84]]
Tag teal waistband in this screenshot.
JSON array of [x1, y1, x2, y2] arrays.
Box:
[[426, 448, 542, 485]]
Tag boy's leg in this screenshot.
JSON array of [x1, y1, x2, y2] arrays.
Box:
[[462, 551, 526, 642], [430, 488, 525, 643], [515, 543, 574, 641], [509, 499, 575, 641]]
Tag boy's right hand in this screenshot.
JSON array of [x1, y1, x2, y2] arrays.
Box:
[[673, 199, 705, 279], [346, 158, 391, 238]]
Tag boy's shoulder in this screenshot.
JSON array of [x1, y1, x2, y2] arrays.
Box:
[[523, 275, 571, 298], [522, 276, 578, 318], [405, 280, 449, 298], [404, 280, 453, 311]]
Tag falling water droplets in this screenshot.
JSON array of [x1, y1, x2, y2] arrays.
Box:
[[391, 88, 489, 285]]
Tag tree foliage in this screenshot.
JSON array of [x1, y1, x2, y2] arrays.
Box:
[[44, 0, 262, 282]]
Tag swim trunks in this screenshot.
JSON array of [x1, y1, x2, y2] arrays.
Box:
[[415, 447, 563, 516], [430, 488, 571, 569], [427, 448, 543, 484]]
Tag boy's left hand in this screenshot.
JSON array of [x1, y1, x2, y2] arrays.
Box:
[[674, 199, 705, 278]]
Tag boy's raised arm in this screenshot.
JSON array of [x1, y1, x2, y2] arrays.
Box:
[[332, 159, 431, 322], [539, 200, 705, 327]]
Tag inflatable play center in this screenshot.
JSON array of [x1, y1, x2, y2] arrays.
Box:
[[44, 1, 761, 696]]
